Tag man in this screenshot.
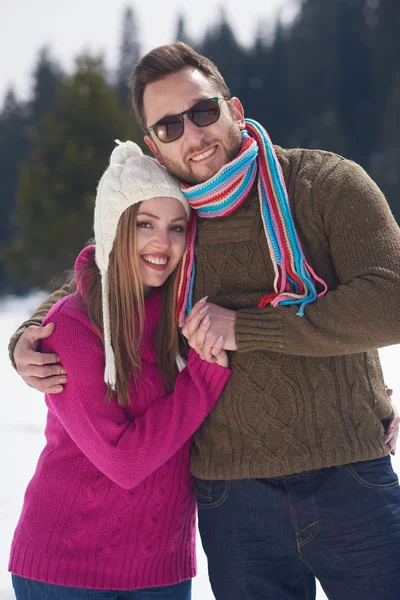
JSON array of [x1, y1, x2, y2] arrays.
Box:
[[10, 43, 400, 599]]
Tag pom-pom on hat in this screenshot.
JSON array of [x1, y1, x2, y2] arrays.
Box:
[[94, 140, 190, 389]]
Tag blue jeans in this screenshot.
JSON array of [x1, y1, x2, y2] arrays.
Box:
[[196, 456, 400, 599], [12, 576, 191, 600]]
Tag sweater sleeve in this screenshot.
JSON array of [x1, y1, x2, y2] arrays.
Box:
[[8, 281, 75, 368], [42, 310, 230, 489], [235, 158, 400, 356]]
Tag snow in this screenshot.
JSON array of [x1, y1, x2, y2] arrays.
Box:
[[0, 294, 399, 600]]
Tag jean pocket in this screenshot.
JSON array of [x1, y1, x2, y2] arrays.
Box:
[[195, 479, 231, 508], [345, 456, 399, 490]]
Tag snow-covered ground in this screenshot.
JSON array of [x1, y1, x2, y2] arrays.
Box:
[[1, 294, 399, 600]]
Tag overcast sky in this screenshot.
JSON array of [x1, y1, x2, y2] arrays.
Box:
[[0, 0, 298, 103]]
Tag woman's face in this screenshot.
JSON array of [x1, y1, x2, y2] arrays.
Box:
[[136, 197, 187, 295]]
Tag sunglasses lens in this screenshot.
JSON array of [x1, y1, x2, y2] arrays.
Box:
[[190, 99, 220, 127], [154, 116, 183, 143], [151, 99, 222, 143]]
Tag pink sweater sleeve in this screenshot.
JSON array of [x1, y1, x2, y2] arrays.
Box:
[[42, 310, 230, 489]]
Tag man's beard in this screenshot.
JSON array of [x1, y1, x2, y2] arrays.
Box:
[[159, 125, 243, 185]]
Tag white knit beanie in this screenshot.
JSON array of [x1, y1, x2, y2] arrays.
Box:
[[94, 140, 190, 389]]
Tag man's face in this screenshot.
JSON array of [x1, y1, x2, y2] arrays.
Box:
[[143, 67, 245, 185]]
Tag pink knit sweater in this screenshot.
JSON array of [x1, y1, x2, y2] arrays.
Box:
[[9, 247, 230, 590]]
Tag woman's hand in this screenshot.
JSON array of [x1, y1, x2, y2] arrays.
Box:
[[185, 309, 229, 368], [182, 297, 236, 364]]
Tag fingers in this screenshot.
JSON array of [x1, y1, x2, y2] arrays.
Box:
[[385, 431, 394, 446], [210, 336, 229, 368], [194, 314, 211, 349], [15, 324, 60, 370], [188, 314, 217, 363], [187, 314, 211, 358], [387, 433, 397, 455], [25, 323, 56, 341], [16, 349, 61, 373], [182, 297, 208, 338], [211, 336, 224, 358], [188, 297, 208, 320], [184, 300, 224, 362], [31, 351, 61, 367], [201, 326, 217, 363], [385, 384, 393, 400], [14, 323, 65, 393], [19, 350, 61, 367], [22, 363, 67, 379], [24, 375, 66, 394], [385, 415, 399, 455], [182, 305, 209, 340]]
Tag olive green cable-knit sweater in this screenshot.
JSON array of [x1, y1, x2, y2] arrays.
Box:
[[9, 147, 400, 479]]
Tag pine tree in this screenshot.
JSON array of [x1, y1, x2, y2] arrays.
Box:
[[201, 10, 246, 98], [116, 6, 141, 105], [175, 15, 194, 47], [30, 46, 61, 124], [263, 19, 293, 143], [335, 0, 375, 164], [373, 0, 400, 118], [0, 89, 30, 293], [244, 26, 270, 126], [284, 0, 343, 149], [6, 54, 144, 288], [370, 70, 400, 223]]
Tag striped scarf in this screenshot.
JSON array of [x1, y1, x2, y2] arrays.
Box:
[[176, 119, 327, 325]]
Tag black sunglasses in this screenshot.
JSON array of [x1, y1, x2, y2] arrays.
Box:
[[148, 97, 229, 144]]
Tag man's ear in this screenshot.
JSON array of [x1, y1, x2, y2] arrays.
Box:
[[228, 97, 245, 130], [144, 135, 164, 164]]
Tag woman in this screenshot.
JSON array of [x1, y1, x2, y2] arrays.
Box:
[[9, 141, 230, 599]]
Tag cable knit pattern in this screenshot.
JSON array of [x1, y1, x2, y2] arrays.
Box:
[[7, 147, 400, 482], [189, 147, 400, 479], [9, 247, 230, 590]]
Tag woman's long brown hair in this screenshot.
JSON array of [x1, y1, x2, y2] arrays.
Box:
[[78, 204, 180, 407]]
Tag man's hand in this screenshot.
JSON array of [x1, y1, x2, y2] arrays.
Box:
[[384, 388, 398, 455], [14, 324, 67, 394], [182, 299, 237, 361]]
